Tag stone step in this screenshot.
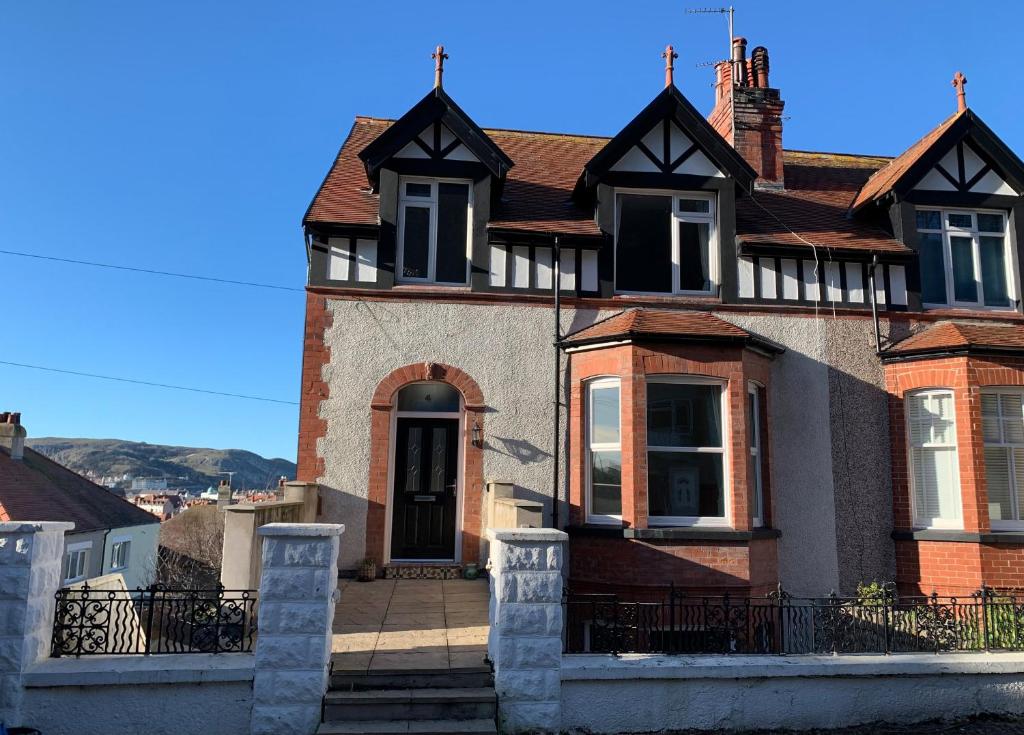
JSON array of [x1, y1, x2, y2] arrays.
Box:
[[323, 687, 496, 722], [329, 665, 493, 691], [317, 718, 497, 735]]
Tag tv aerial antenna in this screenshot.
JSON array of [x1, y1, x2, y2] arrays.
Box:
[[686, 6, 735, 66]]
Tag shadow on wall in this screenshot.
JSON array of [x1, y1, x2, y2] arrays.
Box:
[[485, 436, 551, 465]]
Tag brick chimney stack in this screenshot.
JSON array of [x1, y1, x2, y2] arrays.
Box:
[[0, 412, 26, 461], [709, 39, 786, 190]]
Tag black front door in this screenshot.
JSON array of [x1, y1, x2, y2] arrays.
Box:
[[390, 417, 459, 560]]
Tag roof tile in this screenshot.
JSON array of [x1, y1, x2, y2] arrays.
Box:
[[563, 308, 751, 344], [885, 321, 1024, 356]]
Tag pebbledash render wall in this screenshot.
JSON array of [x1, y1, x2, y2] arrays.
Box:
[[304, 294, 898, 593]]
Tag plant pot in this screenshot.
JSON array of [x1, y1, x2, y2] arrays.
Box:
[[357, 561, 377, 582], [463, 563, 479, 580]]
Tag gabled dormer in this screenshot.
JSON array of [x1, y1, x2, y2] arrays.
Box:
[[575, 48, 756, 301], [306, 47, 513, 291], [853, 73, 1024, 312]]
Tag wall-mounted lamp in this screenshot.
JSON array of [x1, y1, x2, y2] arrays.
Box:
[[472, 418, 483, 448]]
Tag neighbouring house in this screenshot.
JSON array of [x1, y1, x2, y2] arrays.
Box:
[[131, 492, 184, 520], [0, 412, 161, 589], [297, 39, 1024, 599]]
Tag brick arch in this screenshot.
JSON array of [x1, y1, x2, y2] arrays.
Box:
[[369, 362, 485, 410], [365, 363, 486, 569]]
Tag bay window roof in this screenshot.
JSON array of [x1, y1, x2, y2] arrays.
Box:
[[560, 308, 784, 354], [883, 321, 1024, 359]]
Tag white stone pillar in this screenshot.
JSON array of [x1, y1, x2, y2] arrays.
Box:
[[251, 522, 343, 735], [0, 521, 73, 729], [487, 528, 567, 734]]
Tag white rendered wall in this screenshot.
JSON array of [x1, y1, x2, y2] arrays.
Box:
[[560, 653, 1024, 733], [101, 523, 160, 590]]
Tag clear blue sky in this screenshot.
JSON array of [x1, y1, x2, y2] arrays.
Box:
[[2, 1, 1021, 461]]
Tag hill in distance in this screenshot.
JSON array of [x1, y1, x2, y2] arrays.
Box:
[[28, 437, 296, 492]]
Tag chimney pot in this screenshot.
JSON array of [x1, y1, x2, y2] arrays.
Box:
[[751, 46, 770, 88]]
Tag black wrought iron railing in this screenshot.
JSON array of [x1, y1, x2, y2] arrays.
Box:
[[51, 584, 257, 657], [564, 585, 1024, 655]]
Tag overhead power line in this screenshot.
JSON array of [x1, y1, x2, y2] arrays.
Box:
[[0, 360, 299, 406], [0, 249, 304, 293]]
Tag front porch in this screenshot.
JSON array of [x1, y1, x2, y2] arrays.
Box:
[[330, 577, 490, 673]]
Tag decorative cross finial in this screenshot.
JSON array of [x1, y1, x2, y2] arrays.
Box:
[[662, 44, 679, 88], [432, 45, 449, 89], [952, 71, 967, 113]]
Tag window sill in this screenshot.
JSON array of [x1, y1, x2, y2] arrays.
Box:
[[893, 529, 1024, 544], [565, 525, 781, 542]]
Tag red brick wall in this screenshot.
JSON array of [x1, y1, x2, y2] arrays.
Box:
[[296, 293, 333, 482], [569, 534, 778, 597]]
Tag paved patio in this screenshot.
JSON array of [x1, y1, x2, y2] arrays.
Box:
[[331, 577, 490, 672]]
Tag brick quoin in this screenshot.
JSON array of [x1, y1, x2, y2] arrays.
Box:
[[886, 353, 1024, 595], [296, 293, 333, 482], [365, 363, 485, 569], [568, 339, 777, 595]]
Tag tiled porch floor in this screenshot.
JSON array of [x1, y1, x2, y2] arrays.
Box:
[[331, 577, 490, 672]]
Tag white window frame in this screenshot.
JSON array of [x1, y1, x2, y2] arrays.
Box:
[[906, 388, 964, 530], [646, 375, 730, 527], [916, 208, 1017, 310], [981, 387, 1024, 530], [585, 377, 623, 525], [110, 536, 131, 571], [64, 541, 92, 584], [613, 189, 719, 297], [748, 382, 765, 528], [396, 176, 473, 286]]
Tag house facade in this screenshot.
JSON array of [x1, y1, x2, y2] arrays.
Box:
[[297, 40, 1024, 598], [0, 412, 161, 590]]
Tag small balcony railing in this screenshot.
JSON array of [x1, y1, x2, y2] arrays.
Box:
[[564, 584, 1024, 655], [51, 584, 257, 657]]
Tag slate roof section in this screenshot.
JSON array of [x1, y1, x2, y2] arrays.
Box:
[[561, 308, 783, 353], [304, 117, 909, 254], [851, 111, 963, 212], [0, 446, 160, 532], [884, 321, 1024, 358]]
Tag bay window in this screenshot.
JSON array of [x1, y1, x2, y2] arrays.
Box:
[[397, 178, 471, 285], [615, 191, 717, 295], [586, 378, 622, 523], [647, 377, 727, 525], [916, 209, 1013, 308], [982, 389, 1024, 528], [907, 390, 962, 528]]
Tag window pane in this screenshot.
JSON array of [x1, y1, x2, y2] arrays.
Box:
[[590, 385, 620, 444], [405, 182, 432, 198], [747, 391, 758, 449], [982, 393, 1002, 442], [911, 446, 960, 522], [590, 450, 622, 516], [978, 213, 1005, 233], [949, 235, 977, 302], [678, 198, 710, 213], [402, 206, 431, 278], [435, 183, 469, 283], [396, 382, 461, 412], [916, 210, 941, 230], [648, 451, 724, 518], [429, 428, 448, 494], [986, 446, 1013, 522], [919, 232, 948, 304], [908, 393, 955, 446], [1001, 393, 1024, 443], [1015, 448, 1024, 522], [404, 427, 422, 493], [647, 383, 722, 448], [616, 195, 672, 292], [678, 221, 711, 292], [980, 235, 1010, 307], [948, 213, 974, 229]]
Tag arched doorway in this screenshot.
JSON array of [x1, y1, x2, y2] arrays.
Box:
[[387, 382, 464, 561]]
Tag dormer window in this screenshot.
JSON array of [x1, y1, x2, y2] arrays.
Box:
[[615, 191, 717, 295], [916, 209, 1015, 309], [397, 177, 472, 285]]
